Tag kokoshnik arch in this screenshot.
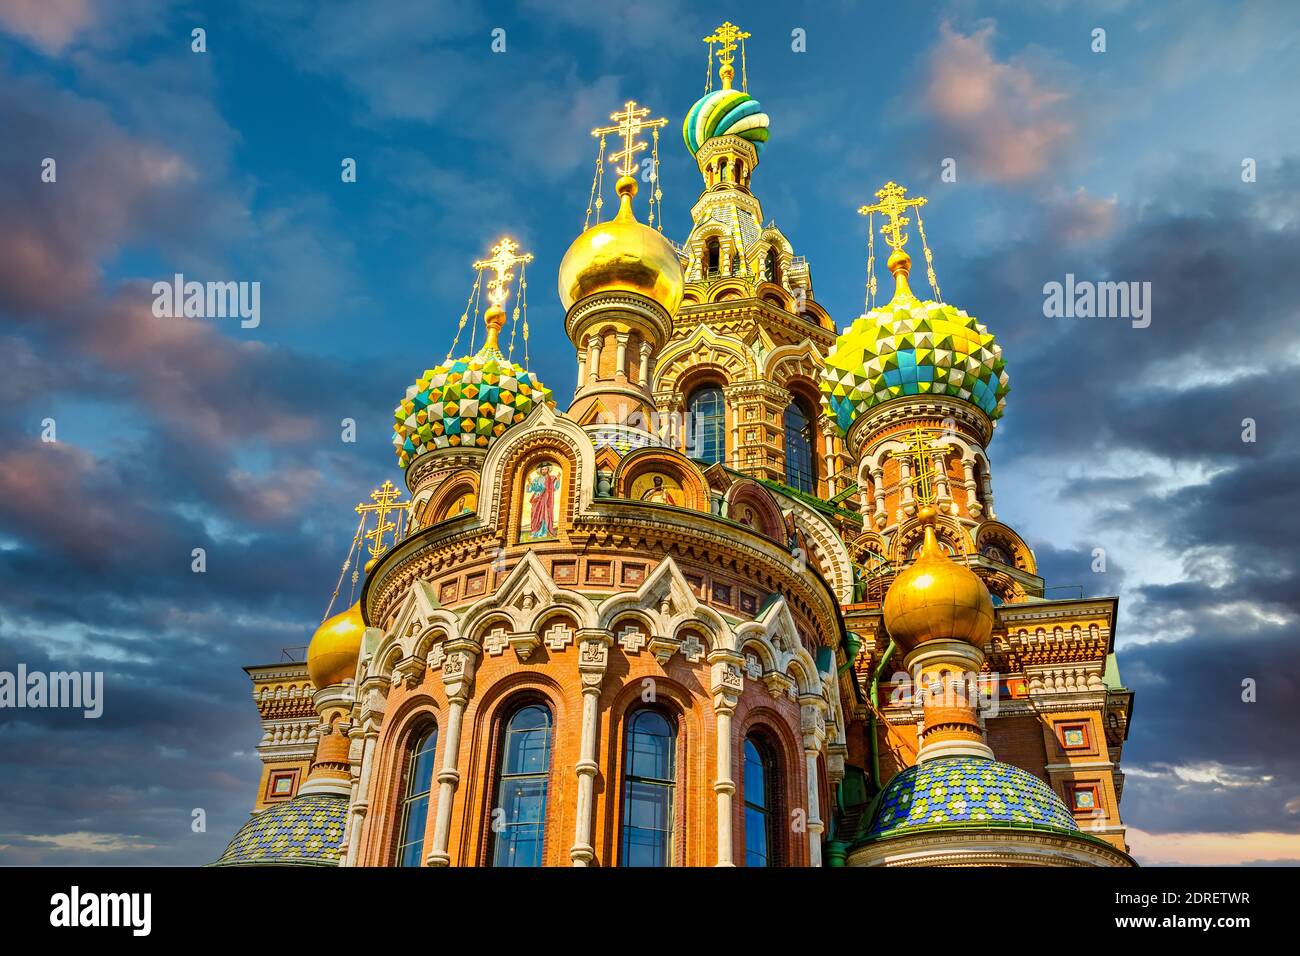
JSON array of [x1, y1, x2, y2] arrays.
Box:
[[215, 21, 1136, 869]]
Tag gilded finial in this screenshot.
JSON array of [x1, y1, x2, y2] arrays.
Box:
[[473, 237, 534, 351], [704, 21, 750, 91], [859, 181, 944, 304]]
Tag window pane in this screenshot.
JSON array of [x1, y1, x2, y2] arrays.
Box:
[[620, 708, 677, 867], [490, 704, 552, 867], [687, 387, 725, 466], [744, 806, 769, 866], [784, 398, 815, 493], [743, 738, 766, 806], [396, 726, 438, 867]]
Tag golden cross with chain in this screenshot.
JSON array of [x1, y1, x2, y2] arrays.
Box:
[[472, 237, 533, 310], [887, 427, 944, 506], [858, 181, 928, 251], [355, 480, 408, 559], [704, 21, 750, 89], [592, 100, 667, 178]]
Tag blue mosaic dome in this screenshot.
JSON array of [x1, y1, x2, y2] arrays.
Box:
[[213, 793, 347, 866], [867, 757, 1077, 837]]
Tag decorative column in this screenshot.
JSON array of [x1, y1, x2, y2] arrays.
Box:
[[571, 629, 612, 866], [800, 698, 827, 867], [576, 345, 587, 390], [710, 649, 744, 866], [342, 673, 387, 866], [638, 341, 652, 388], [962, 457, 981, 517], [980, 469, 996, 520], [587, 333, 603, 385], [427, 639, 478, 866], [614, 333, 629, 383], [933, 451, 950, 509], [871, 465, 886, 528]]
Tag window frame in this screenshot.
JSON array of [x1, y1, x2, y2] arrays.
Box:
[[742, 732, 783, 867], [782, 394, 817, 493], [618, 706, 679, 867], [686, 385, 727, 466], [394, 723, 439, 867], [486, 699, 555, 868]]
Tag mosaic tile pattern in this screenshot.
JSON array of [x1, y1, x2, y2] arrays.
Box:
[[868, 756, 1077, 836], [683, 89, 770, 156], [213, 793, 347, 866], [393, 346, 552, 468], [821, 297, 1008, 435]]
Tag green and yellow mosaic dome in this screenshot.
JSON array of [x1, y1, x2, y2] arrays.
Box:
[[820, 278, 1008, 437], [866, 756, 1077, 838], [393, 341, 551, 469], [212, 793, 347, 866]]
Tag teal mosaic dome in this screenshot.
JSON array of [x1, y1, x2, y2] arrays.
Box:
[[867, 756, 1077, 837], [393, 344, 552, 469], [213, 793, 347, 866], [683, 88, 769, 156], [820, 293, 1008, 437]]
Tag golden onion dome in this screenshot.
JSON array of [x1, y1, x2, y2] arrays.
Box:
[[306, 601, 365, 688], [882, 506, 994, 653], [558, 175, 684, 314]]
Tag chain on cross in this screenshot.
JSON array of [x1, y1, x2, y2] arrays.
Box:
[[858, 181, 928, 252], [355, 480, 409, 559], [592, 100, 668, 178], [473, 237, 533, 310], [887, 427, 944, 507]]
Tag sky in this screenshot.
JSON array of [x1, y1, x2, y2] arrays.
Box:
[[0, 0, 1297, 866]]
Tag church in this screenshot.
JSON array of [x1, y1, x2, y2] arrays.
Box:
[[216, 22, 1136, 868]]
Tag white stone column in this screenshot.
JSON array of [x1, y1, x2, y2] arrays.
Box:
[[638, 342, 652, 388], [576, 345, 587, 390], [571, 629, 611, 866], [981, 469, 996, 520], [962, 457, 981, 517], [800, 699, 827, 867], [588, 334, 602, 385], [614, 333, 629, 382], [427, 640, 478, 867], [710, 650, 744, 867], [343, 713, 382, 867]]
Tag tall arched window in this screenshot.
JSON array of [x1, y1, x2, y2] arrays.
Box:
[[765, 248, 780, 284], [687, 386, 726, 466], [489, 702, 553, 867], [705, 237, 721, 275], [784, 396, 816, 493], [395, 725, 438, 867], [620, 708, 677, 866], [743, 735, 779, 866]]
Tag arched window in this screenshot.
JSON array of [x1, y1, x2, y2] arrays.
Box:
[[765, 248, 780, 284], [489, 702, 553, 867], [687, 386, 726, 466], [705, 237, 721, 276], [783, 396, 816, 493], [620, 708, 677, 866], [395, 725, 438, 867], [743, 735, 779, 866]]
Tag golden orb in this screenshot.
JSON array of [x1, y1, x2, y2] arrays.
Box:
[[306, 601, 366, 688], [882, 506, 994, 653], [558, 176, 684, 314]]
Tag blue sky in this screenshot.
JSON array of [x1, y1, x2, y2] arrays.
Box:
[[1, 0, 1298, 865]]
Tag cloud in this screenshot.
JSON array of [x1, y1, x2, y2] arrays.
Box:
[[920, 21, 1075, 182], [0, 0, 94, 54]]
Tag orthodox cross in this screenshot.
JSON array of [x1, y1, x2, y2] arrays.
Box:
[[592, 100, 668, 178], [473, 237, 533, 310], [356, 480, 408, 559], [858, 181, 928, 251], [704, 20, 750, 89], [887, 427, 943, 506]]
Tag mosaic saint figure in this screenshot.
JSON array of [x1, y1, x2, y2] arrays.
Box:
[[525, 462, 560, 540]]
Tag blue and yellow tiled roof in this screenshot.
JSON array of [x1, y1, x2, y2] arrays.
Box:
[[213, 793, 347, 866], [866, 756, 1077, 837]]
